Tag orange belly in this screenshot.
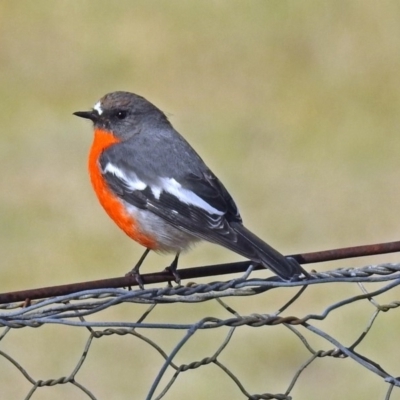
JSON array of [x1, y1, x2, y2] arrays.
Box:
[[88, 129, 156, 249]]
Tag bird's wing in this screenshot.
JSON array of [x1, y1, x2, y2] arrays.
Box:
[[99, 145, 303, 280], [99, 148, 242, 246]]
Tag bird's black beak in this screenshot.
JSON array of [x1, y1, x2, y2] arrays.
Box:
[[73, 110, 99, 122]]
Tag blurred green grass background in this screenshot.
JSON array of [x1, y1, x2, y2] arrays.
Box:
[[1, 1, 400, 399]]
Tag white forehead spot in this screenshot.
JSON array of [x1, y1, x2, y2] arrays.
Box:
[[93, 101, 103, 115]]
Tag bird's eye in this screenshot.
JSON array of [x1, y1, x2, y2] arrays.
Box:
[[116, 110, 127, 120]]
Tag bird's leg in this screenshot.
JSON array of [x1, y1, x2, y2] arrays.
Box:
[[165, 252, 181, 285], [126, 248, 151, 289]]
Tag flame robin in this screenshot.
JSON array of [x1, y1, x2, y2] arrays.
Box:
[[74, 91, 304, 285]]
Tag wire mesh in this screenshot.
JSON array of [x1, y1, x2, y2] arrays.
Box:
[[0, 263, 399, 399]]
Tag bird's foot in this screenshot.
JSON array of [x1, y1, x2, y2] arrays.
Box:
[[125, 248, 151, 289], [164, 252, 181, 285], [164, 266, 181, 285], [125, 269, 145, 289]]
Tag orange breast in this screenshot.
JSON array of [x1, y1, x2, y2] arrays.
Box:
[[88, 128, 156, 249]]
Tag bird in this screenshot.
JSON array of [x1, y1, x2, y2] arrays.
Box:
[[74, 91, 305, 285]]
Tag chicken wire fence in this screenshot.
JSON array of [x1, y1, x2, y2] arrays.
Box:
[[0, 262, 400, 400]]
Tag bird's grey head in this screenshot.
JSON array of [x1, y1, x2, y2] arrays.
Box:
[[74, 91, 171, 140]]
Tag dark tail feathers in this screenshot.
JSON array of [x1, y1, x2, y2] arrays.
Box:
[[227, 222, 304, 280]]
